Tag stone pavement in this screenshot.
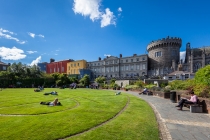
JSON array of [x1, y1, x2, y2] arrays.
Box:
[[125, 91, 210, 140]]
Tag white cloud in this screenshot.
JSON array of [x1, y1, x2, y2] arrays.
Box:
[[0, 28, 26, 44], [101, 8, 116, 27], [28, 32, 35, 38], [118, 7, 122, 12], [27, 51, 37, 54], [37, 34, 44, 38], [28, 32, 44, 38], [30, 56, 41, 66], [72, 0, 116, 27], [0, 28, 15, 35], [104, 54, 111, 57], [180, 51, 186, 61], [0, 46, 26, 60]]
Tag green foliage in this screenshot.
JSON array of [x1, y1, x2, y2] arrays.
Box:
[[169, 79, 195, 90], [134, 80, 145, 88], [110, 78, 116, 84], [95, 76, 106, 84], [79, 74, 90, 86], [195, 65, 210, 85]]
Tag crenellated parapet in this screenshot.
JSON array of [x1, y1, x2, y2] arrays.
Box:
[[147, 36, 182, 51]]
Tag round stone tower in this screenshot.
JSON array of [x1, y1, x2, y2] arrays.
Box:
[[147, 36, 182, 75]]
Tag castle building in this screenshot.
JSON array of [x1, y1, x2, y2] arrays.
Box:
[[147, 36, 182, 76], [87, 54, 148, 80], [183, 43, 210, 73]]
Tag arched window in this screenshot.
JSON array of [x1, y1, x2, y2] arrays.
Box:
[[194, 62, 202, 72]]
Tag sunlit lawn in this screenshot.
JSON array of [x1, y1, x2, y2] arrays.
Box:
[[0, 88, 159, 140]]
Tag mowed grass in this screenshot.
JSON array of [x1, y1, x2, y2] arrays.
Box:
[[0, 88, 159, 140]]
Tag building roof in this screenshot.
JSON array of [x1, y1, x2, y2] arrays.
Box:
[[167, 71, 195, 76], [192, 46, 210, 56], [0, 61, 8, 66]]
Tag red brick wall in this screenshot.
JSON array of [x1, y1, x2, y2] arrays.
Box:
[[46, 60, 72, 74]]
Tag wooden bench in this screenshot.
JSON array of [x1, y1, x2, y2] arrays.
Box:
[[184, 99, 203, 113]]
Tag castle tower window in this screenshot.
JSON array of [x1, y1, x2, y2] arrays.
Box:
[[155, 51, 162, 57], [142, 64, 146, 69]]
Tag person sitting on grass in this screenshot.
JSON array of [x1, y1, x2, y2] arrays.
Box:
[[44, 91, 58, 95], [40, 98, 61, 106], [176, 91, 197, 110], [34, 88, 41, 92]]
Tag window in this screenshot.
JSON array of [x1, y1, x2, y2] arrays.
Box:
[[155, 51, 162, 57], [94, 63, 96, 66], [62, 67, 64, 72], [2, 66, 6, 70], [78, 63, 79, 66], [126, 59, 128, 62], [121, 60, 123, 63], [120, 66, 124, 71], [142, 64, 146, 69], [172, 50, 176, 56], [126, 66, 129, 70], [74, 63, 76, 66], [136, 58, 139, 61], [136, 65, 140, 70], [185, 74, 189, 79], [131, 65, 133, 70], [131, 59, 133, 62], [194, 62, 201, 72], [68, 66, 70, 70], [58, 68, 59, 72], [142, 57, 145, 60], [115, 60, 118, 64], [98, 63, 100, 66], [115, 66, 118, 71], [54, 68, 56, 72], [71, 64, 73, 67]]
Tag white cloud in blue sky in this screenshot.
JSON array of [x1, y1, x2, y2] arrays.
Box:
[[0, 28, 26, 44], [104, 54, 111, 57], [27, 51, 37, 54], [28, 32, 44, 38], [180, 51, 186, 61], [0, 46, 26, 60], [30, 56, 41, 66], [72, 0, 119, 27]]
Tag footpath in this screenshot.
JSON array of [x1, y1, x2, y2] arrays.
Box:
[[125, 91, 210, 140]]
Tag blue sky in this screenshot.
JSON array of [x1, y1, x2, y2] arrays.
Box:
[[0, 0, 210, 65]]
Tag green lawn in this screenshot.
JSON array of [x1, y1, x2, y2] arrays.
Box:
[[0, 88, 159, 140]]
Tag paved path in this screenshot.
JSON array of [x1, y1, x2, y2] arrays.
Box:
[[124, 91, 210, 140]]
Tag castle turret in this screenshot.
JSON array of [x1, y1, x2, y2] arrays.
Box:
[[185, 42, 191, 63], [147, 36, 182, 75]]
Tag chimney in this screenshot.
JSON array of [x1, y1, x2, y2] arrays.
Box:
[[120, 54, 122, 58], [50, 58, 55, 63], [133, 54, 137, 56], [99, 57, 101, 61]]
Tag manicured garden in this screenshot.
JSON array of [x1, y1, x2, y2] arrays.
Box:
[[0, 88, 159, 140]]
